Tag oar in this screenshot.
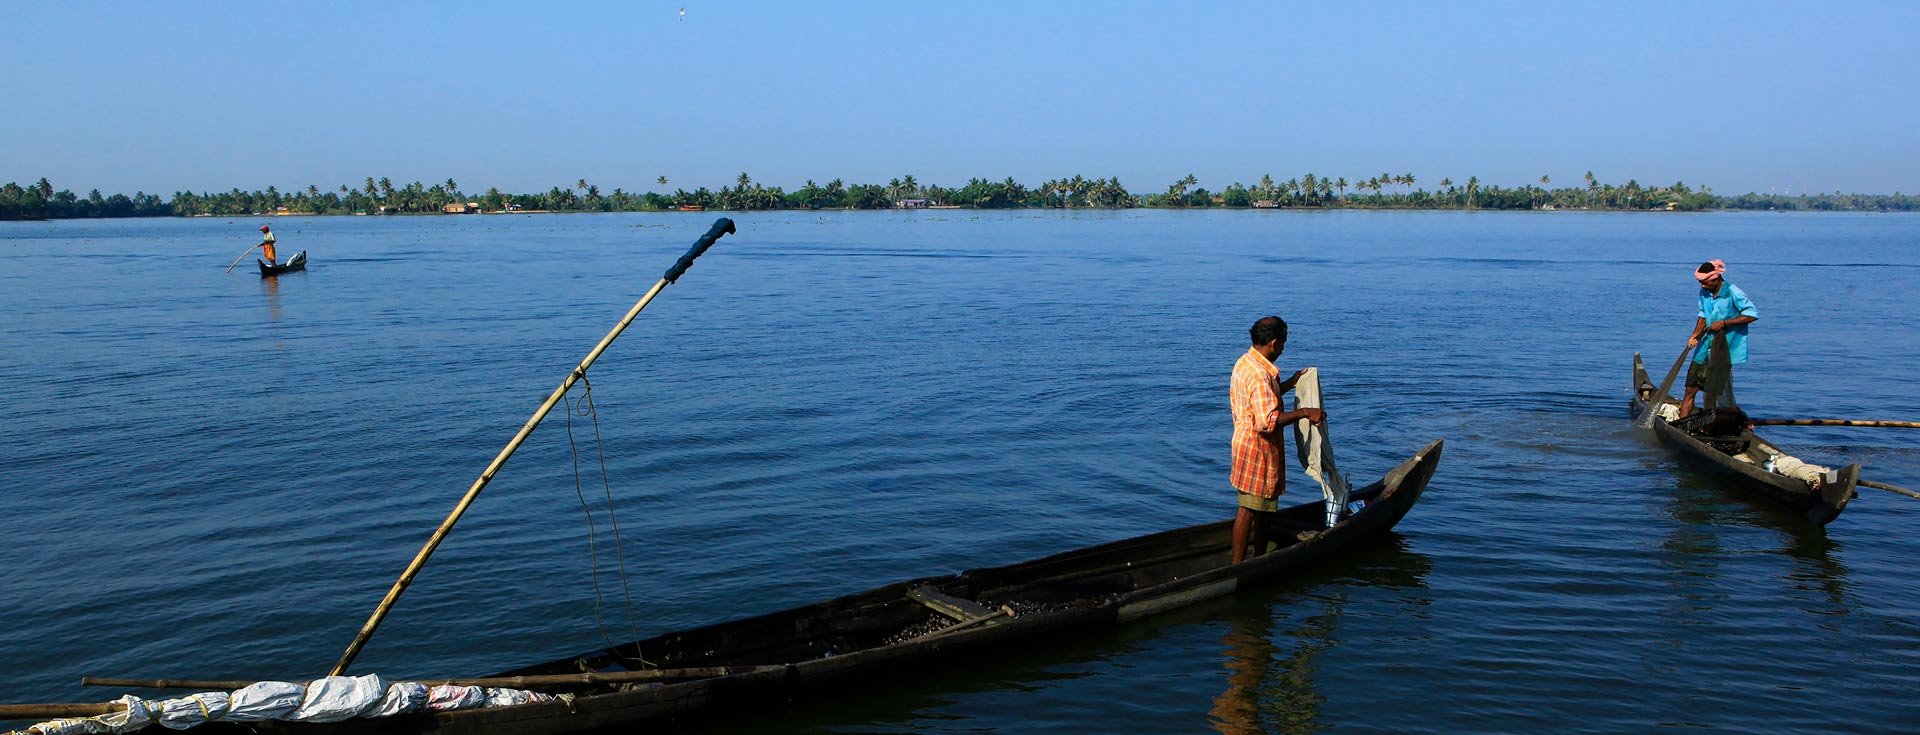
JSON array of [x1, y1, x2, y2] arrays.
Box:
[[1635, 341, 1694, 428], [223, 245, 262, 274], [1860, 479, 1920, 500], [327, 218, 736, 676], [1750, 419, 1920, 429]]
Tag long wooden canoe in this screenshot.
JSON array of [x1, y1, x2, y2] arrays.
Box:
[[1631, 353, 1857, 524], [259, 251, 307, 277], [47, 438, 1440, 735]]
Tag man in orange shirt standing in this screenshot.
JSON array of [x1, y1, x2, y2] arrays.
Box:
[[258, 225, 278, 266], [1229, 316, 1324, 564]]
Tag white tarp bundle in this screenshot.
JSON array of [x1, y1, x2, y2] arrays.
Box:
[[224, 682, 304, 722], [425, 685, 488, 712], [17, 678, 558, 735], [371, 682, 429, 718], [1290, 368, 1351, 527], [156, 693, 228, 730], [289, 676, 387, 723]]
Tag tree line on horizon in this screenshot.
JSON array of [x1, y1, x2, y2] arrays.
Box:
[[2, 173, 1915, 221]]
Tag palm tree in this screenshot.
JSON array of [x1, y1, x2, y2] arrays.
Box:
[[1466, 176, 1480, 208], [901, 174, 919, 199], [576, 179, 588, 194], [737, 172, 752, 188], [1334, 177, 1347, 200], [1584, 171, 1597, 208], [1402, 173, 1416, 196], [364, 177, 378, 198], [657, 176, 668, 188], [446, 178, 459, 196]]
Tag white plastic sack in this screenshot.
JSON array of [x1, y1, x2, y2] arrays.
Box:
[[482, 688, 554, 708], [425, 684, 488, 712], [225, 681, 305, 722], [1772, 454, 1831, 485], [157, 692, 230, 730], [1290, 368, 1351, 527], [290, 675, 387, 723], [370, 681, 429, 717], [26, 718, 109, 735]]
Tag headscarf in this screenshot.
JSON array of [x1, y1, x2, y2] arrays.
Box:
[[1694, 259, 1725, 285]]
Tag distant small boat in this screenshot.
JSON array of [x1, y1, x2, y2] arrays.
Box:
[[259, 251, 307, 277]]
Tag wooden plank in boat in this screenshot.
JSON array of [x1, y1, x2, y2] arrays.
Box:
[[907, 585, 995, 621]]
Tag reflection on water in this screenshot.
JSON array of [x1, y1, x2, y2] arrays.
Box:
[[1658, 467, 1853, 607], [1210, 598, 1334, 735], [1210, 536, 1432, 735], [260, 272, 282, 321]]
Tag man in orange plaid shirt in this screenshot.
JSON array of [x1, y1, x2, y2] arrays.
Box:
[[1230, 316, 1324, 563]]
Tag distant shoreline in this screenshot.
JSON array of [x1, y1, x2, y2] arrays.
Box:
[[6, 174, 1916, 221]]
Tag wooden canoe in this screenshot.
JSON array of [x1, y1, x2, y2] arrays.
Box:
[[259, 251, 307, 277], [65, 438, 1439, 735], [1631, 352, 1858, 524]]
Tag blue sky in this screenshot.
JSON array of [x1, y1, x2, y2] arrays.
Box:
[[7, 1, 1916, 196]]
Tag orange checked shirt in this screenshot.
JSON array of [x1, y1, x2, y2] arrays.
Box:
[[1230, 347, 1286, 498]]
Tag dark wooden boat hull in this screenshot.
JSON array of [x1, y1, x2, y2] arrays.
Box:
[[1631, 353, 1858, 524], [259, 251, 307, 276], [246, 438, 1443, 735]]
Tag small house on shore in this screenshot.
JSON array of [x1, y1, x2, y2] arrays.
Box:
[[442, 202, 477, 214], [897, 199, 929, 209]]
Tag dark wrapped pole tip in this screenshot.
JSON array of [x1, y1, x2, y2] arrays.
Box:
[[663, 217, 737, 283]]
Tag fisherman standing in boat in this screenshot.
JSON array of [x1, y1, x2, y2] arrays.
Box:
[[1678, 259, 1758, 418], [258, 224, 278, 266], [1229, 316, 1325, 564]]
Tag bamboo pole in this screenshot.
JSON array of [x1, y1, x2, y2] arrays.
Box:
[[223, 245, 261, 274], [1860, 479, 1920, 500], [328, 218, 735, 676], [0, 702, 125, 719], [1750, 419, 1920, 429]]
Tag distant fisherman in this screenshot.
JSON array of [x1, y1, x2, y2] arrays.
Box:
[[258, 224, 278, 266], [1228, 316, 1324, 564], [1679, 260, 1758, 418]]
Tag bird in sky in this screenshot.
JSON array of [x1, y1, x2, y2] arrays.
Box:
[[678, 8, 685, 21]]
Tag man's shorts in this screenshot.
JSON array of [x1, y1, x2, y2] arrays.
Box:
[[1684, 360, 1708, 389], [1237, 491, 1279, 513]]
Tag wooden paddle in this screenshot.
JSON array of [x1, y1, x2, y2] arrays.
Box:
[[1635, 341, 1694, 428], [1860, 479, 1920, 500], [223, 245, 261, 273], [1750, 419, 1920, 429]]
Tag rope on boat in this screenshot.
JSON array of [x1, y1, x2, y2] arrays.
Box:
[[561, 376, 649, 667]]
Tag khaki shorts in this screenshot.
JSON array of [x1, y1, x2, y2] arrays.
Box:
[[1237, 491, 1279, 513]]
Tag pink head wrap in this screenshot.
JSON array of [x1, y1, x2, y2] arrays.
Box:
[[1694, 259, 1725, 285]]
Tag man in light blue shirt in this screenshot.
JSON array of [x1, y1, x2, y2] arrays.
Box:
[[1679, 259, 1758, 418]]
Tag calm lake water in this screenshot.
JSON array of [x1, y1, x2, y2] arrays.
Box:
[[3, 210, 1919, 734]]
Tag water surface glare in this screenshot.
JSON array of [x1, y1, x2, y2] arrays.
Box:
[[3, 210, 1918, 733]]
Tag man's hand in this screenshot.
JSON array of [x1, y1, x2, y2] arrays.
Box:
[[1688, 335, 1700, 347], [1706, 320, 1725, 333], [1300, 407, 1326, 426], [1282, 368, 1309, 390]]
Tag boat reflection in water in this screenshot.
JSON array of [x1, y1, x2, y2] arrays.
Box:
[[1209, 536, 1432, 735], [1658, 468, 1854, 609]]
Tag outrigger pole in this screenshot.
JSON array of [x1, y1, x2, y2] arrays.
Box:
[[328, 218, 737, 676]]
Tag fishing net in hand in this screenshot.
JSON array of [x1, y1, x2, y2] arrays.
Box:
[[1697, 331, 1739, 412]]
